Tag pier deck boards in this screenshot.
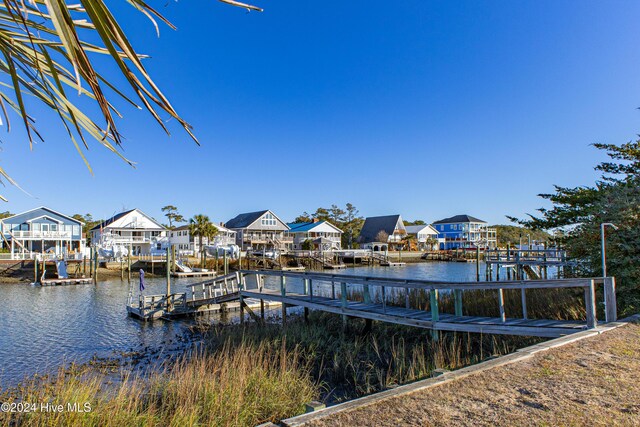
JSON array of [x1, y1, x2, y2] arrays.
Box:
[[39, 277, 93, 286], [240, 290, 585, 338], [126, 270, 617, 338]]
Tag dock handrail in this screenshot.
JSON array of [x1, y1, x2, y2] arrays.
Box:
[[238, 269, 617, 327]]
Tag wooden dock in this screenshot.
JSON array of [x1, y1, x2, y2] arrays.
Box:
[[171, 270, 217, 278], [238, 270, 617, 337], [39, 277, 93, 286], [128, 269, 617, 338]]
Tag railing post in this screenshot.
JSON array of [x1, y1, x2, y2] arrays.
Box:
[[238, 272, 244, 324], [498, 289, 506, 322], [363, 280, 371, 304], [454, 289, 463, 316], [341, 282, 348, 328], [381, 286, 386, 313], [430, 288, 439, 341], [585, 280, 597, 328], [280, 274, 287, 326], [521, 289, 528, 319], [604, 276, 617, 323]]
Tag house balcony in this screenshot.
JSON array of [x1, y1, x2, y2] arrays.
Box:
[[7, 230, 73, 240], [109, 235, 167, 244]]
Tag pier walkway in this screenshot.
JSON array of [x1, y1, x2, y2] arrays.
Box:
[[127, 270, 617, 338]]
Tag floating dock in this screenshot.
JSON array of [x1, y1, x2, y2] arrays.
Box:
[[38, 277, 93, 286]]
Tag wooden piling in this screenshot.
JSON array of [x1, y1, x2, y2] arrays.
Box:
[[166, 246, 171, 311], [280, 275, 287, 326]]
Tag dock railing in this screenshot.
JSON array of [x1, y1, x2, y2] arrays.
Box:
[[238, 270, 617, 334]]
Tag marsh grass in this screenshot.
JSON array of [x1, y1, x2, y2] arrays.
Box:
[[0, 341, 315, 427], [201, 311, 539, 401]]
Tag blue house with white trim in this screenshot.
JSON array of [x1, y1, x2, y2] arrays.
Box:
[[0, 206, 85, 259], [285, 220, 343, 250], [432, 214, 497, 250]]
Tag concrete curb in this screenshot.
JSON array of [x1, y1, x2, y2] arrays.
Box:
[[280, 317, 637, 427]]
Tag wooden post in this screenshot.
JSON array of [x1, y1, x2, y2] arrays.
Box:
[[89, 247, 93, 279], [83, 255, 86, 276], [363, 281, 371, 304], [166, 246, 171, 311], [405, 286, 410, 309], [120, 255, 124, 281], [585, 280, 597, 328], [331, 281, 336, 299], [454, 289, 463, 316], [127, 246, 131, 282], [341, 282, 348, 328], [224, 251, 228, 275], [381, 286, 386, 313], [521, 288, 528, 319], [93, 248, 98, 284], [33, 257, 38, 283], [604, 277, 617, 323], [498, 288, 506, 322], [476, 246, 480, 281], [239, 272, 244, 325], [430, 289, 439, 341], [280, 275, 287, 326]]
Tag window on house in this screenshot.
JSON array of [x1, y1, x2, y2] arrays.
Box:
[[261, 213, 277, 226], [51, 224, 58, 231]]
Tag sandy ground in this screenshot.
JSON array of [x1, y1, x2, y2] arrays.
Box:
[[308, 322, 640, 427]]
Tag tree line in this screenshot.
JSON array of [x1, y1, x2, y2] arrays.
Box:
[[510, 141, 640, 317]]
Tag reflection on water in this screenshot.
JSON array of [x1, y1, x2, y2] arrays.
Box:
[[0, 262, 555, 386]]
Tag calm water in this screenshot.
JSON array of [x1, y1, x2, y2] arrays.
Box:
[[0, 262, 550, 386]]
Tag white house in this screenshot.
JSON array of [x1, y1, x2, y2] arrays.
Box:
[[224, 210, 291, 251], [169, 223, 237, 255], [90, 209, 168, 255], [0, 206, 85, 259], [405, 224, 440, 250], [285, 220, 343, 251]]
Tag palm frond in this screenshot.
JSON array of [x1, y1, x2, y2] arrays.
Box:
[[0, 0, 262, 201]]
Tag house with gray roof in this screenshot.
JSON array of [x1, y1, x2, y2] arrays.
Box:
[[0, 206, 85, 259], [432, 214, 497, 250], [358, 214, 406, 251], [405, 224, 440, 250], [224, 210, 291, 251]]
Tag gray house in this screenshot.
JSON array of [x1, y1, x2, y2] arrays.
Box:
[[358, 214, 406, 251], [0, 206, 85, 259], [225, 210, 291, 251]]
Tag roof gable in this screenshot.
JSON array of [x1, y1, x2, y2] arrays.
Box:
[[225, 210, 289, 230], [2, 206, 83, 225], [287, 220, 343, 233], [358, 215, 405, 243], [405, 224, 438, 235], [432, 214, 486, 225], [91, 209, 165, 231]]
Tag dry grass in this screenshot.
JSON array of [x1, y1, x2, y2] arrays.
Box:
[[307, 322, 640, 427], [0, 341, 316, 427]]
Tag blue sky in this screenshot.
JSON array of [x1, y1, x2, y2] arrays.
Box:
[[2, 0, 640, 225]]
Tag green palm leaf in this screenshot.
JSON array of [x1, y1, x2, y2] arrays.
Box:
[[0, 0, 262, 201]]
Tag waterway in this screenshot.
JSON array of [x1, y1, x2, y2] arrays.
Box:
[[0, 262, 554, 386]]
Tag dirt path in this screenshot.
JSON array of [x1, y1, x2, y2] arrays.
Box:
[[308, 323, 640, 427]]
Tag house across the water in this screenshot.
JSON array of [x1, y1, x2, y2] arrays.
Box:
[[90, 209, 168, 255], [405, 224, 440, 251], [432, 214, 497, 250], [286, 220, 343, 251], [168, 223, 237, 255], [224, 210, 291, 251], [0, 206, 85, 259], [358, 214, 407, 251]]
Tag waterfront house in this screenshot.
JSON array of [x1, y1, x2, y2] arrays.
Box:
[[0, 206, 85, 259], [169, 223, 237, 255], [432, 214, 497, 250], [224, 210, 291, 251], [358, 214, 407, 251], [90, 209, 168, 255], [405, 224, 440, 250], [285, 220, 343, 251]]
